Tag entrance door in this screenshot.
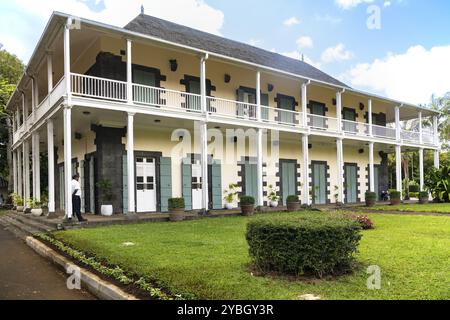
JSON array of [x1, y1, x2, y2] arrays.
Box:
[[344, 164, 358, 203], [312, 162, 327, 204], [191, 161, 203, 210], [374, 165, 380, 200], [278, 95, 296, 125], [237, 90, 257, 119], [281, 161, 297, 205], [133, 68, 158, 105], [136, 158, 157, 212], [343, 109, 357, 133], [244, 161, 258, 203], [310, 102, 326, 129]]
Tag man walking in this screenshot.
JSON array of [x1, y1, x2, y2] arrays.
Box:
[[71, 174, 87, 222]]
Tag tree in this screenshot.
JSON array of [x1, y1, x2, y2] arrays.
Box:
[[0, 49, 25, 193]]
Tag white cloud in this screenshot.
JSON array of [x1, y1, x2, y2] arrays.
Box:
[[1, 0, 224, 61], [283, 17, 300, 27], [321, 43, 354, 63], [335, 0, 374, 10], [248, 39, 263, 47], [280, 50, 322, 69], [340, 45, 450, 105], [296, 36, 313, 49], [314, 14, 342, 24]]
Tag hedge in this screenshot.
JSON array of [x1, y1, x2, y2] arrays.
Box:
[[168, 198, 185, 209], [240, 196, 255, 206], [246, 214, 362, 277]]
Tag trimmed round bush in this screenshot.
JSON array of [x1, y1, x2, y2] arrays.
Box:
[[389, 190, 401, 199], [240, 196, 255, 206], [168, 198, 185, 209], [246, 214, 362, 277], [286, 195, 299, 203], [365, 192, 377, 200]]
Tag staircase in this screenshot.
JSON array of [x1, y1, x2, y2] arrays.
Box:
[[0, 212, 58, 240]]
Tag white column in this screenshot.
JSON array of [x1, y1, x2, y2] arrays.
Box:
[[47, 52, 53, 93], [24, 140, 30, 204], [434, 150, 440, 169], [31, 78, 36, 112], [200, 55, 209, 211], [126, 39, 133, 104], [395, 106, 401, 141], [419, 148, 424, 192], [256, 70, 263, 207], [64, 18, 72, 106], [302, 134, 310, 205], [17, 146, 22, 198], [395, 145, 402, 197], [368, 99, 373, 137], [418, 111, 423, 144], [301, 82, 309, 127], [47, 119, 55, 213], [336, 90, 343, 133], [127, 112, 135, 214], [63, 105, 73, 218], [369, 142, 375, 192], [13, 150, 18, 194], [336, 138, 344, 204], [22, 93, 26, 131], [32, 132, 41, 201], [433, 116, 439, 145], [34, 77, 39, 109]]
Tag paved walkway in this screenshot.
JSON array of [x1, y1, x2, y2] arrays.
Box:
[[0, 226, 95, 300]]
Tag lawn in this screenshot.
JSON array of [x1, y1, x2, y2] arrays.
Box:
[[371, 203, 450, 214], [53, 212, 450, 300]]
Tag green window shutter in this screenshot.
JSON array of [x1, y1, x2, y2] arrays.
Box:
[[313, 163, 326, 205], [211, 160, 222, 209], [282, 162, 296, 205], [261, 93, 269, 120], [245, 162, 258, 203], [122, 155, 128, 213], [236, 89, 246, 117], [182, 159, 192, 211], [345, 165, 357, 203], [187, 80, 201, 112], [133, 69, 157, 105], [160, 157, 172, 212]]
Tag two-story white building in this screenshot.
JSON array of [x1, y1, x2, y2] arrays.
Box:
[[7, 12, 440, 216]]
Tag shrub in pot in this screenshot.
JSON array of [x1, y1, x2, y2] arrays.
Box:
[[11, 193, 24, 212], [389, 190, 401, 205], [365, 192, 377, 207], [286, 195, 300, 212], [96, 179, 114, 216], [223, 184, 238, 210], [240, 196, 255, 216], [419, 191, 429, 204], [267, 185, 279, 208], [169, 198, 185, 221], [28, 198, 43, 217], [246, 214, 362, 277]]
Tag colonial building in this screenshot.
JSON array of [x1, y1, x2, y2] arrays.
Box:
[[7, 12, 440, 216]]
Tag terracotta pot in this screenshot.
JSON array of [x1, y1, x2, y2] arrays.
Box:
[[169, 208, 185, 222], [241, 204, 255, 216], [390, 198, 401, 205], [365, 198, 376, 207], [287, 202, 300, 212]]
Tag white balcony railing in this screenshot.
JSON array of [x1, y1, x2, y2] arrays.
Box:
[[65, 73, 436, 146]]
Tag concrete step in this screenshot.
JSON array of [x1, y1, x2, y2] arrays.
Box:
[[0, 216, 29, 240], [2, 215, 43, 236], [12, 214, 55, 233]]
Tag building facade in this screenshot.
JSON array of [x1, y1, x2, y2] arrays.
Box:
[[7, 12, 440, 216]]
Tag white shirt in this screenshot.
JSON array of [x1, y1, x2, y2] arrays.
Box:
[[71, 179, 81, 197]]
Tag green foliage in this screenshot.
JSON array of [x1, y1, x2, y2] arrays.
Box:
[[286, 195, 299, 203], [27, 198, 42, 209], [240, 196, 255, 206], [223, 184, 238, 204], [365, 192, 377, 200], [96, 179, 114, 203], [168, 198, 185, 209], [10, 192, 23, 206], [409, 183, 420, 193], [246, 214, 362, 277], [389, 190, 401, 199], [409, 192, 419, 199], [419, 191, 429, 199], [267, 185, 279, 202], [425, 165, 450, 202]]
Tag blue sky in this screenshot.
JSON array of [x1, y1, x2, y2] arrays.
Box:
[[1, 0, 449, 104]]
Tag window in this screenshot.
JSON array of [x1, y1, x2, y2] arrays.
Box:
[[133, 67, 160, 106], [310, 101, 327, 129], [277, 94, 296, 125]]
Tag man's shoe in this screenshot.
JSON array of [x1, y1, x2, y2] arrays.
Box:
[[78, 218, 88, 222], [63, 217, 73, 223]]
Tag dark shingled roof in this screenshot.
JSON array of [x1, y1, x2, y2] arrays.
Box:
[[124, 14, 349, 88]]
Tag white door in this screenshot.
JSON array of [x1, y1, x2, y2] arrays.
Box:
[[136, 158, 157, 212], [191, 161, 203, 210]]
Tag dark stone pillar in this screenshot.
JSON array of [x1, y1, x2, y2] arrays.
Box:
[[379, 151, 389, 194], [92, 125, 125, 214]]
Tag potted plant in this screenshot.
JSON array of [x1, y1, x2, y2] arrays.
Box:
[[28, 198, 43, 217], [168, 198, 185, 221], [419, 191, 429, 204], [223, 184, 238, 210], [11, 193, 24, 212], [389, 190, 401, 205], [240, 196, 255, 216], [365, 192, 377, 207], [96, 179, 114, 216], [333, 185, 342, 206], [267, 185, 279, 207], [286, 195, 300, 212]]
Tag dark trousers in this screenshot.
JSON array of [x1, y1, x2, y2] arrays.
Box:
[[72, 195, 83, 221]]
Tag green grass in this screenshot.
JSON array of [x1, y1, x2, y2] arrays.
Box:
[[372, 203, 450, 214], [0, 209, 9, 217], [54, 212, 450, 300]]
